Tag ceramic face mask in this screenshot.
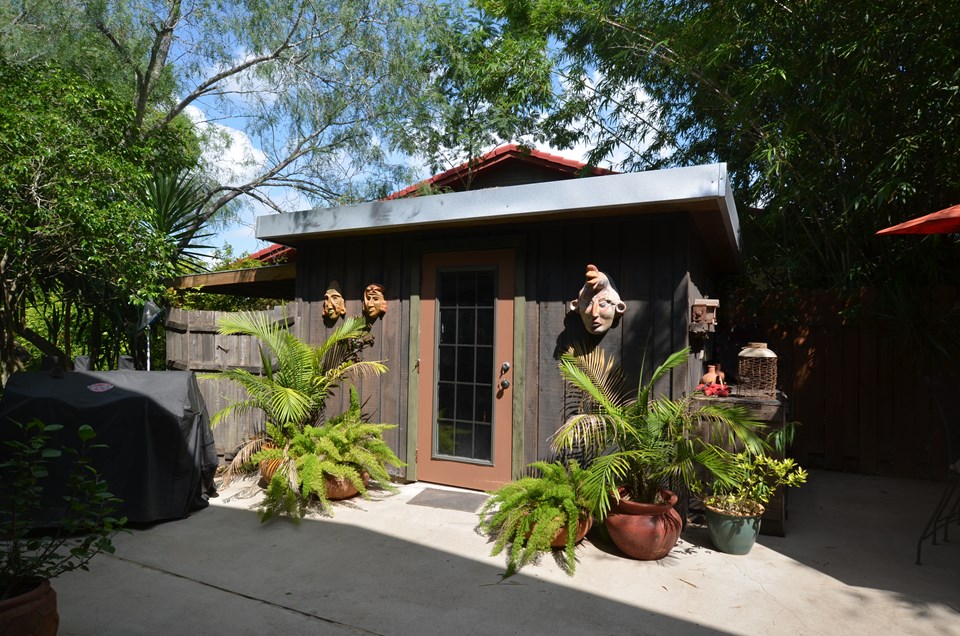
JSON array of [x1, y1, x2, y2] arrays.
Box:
[[362, 284, 387, 319], [568, 264, 626, 334]]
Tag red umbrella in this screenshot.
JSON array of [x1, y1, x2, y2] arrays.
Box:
[[876, 203, 960, 235]]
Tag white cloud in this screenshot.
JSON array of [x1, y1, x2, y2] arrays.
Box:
[[184, 105, 266, 187]]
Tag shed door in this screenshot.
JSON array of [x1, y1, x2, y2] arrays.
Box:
[[417, 249, 514, 491]]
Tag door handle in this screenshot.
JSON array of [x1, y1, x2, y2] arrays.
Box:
[[499, 378, 511, 390], [500, 362, 511, 376]]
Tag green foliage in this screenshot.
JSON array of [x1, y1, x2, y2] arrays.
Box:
[[700, 421, 807, 515], [478, 460, 591, 577], [0, 419, 127, 600], [0, 58, 196, 379], [206, 311, 395, 519], [470, 0, 960, 291], [555, 346, 765, 520], [702, 454, 808, 517], [253, 388, 404, 521], [142, 170, 215, 275], [392, 3, 555, 177], [1, 0, 443, 218]]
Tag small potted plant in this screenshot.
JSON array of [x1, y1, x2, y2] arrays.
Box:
[[478, 460, 594, 577], [1, 419, 126, 635], [699, 451, 808, 554]]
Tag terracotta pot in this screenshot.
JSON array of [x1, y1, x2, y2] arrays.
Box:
[[260, 460, 369, 501], [0, 579, 59, 636], [604, 489, 682, 560], [550, 516, 594, 548], [259, 457, 284, 486], [702, 364, 719, 385], [325, 472, 371, 500]]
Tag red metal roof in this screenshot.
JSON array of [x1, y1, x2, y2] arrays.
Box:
[[248, 144, 613, 264], [247, 243, 296, 264], [383, 143, 614, 200]]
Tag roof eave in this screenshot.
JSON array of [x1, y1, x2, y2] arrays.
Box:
[[257, 163, 742, 272]]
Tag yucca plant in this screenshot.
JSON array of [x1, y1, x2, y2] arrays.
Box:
[[478, 460, 592, 577], [254, 387, 405, 521], [206, 312, 387, 485], [555, 346, 767, 521]]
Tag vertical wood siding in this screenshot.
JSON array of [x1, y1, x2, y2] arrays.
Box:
[[169, 213, 713, 479]]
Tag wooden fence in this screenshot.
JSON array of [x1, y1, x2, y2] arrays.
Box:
[[727, 286, 958, 482], [165, 303, 301, 456]]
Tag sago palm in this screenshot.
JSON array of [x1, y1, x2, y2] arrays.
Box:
[[208, 312, 386, 483], [555, 346, 766, 521]]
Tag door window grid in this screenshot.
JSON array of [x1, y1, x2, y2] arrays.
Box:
[[435, 269, 495, 463]]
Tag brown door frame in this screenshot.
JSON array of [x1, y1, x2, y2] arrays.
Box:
[[415, 248, 516, 491]]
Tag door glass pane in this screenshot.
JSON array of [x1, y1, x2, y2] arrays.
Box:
[[437, 419, 455, 456], [434, 268, 497, 462]]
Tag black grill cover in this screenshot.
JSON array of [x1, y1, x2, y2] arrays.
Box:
[[0, 370, 218, 524]]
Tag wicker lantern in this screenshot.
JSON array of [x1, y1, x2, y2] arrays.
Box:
[[737, 342, 777, 398]]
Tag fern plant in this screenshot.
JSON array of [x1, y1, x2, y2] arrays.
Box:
[[555, 346, 767, 520], [253, 387, 405, 521], [478, 460, 592, 577]]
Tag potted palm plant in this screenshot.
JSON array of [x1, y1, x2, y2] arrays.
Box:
[[554, 346, 766, 560], [1, 419, 125, 635], [254, 387, 404, 521], [478, 460, 593, 577], [207, 312, 401, 519], [700, 448, 808, 555]]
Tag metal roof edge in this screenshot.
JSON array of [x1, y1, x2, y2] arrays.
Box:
[[257, 163, 733, 243]]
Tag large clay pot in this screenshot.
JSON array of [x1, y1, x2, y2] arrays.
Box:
[[259, 457, 284, 486], [705, 505, 763, 555], [604, 489, 683, 560], [550, 516, 594, 548], [0, 579, 59, 636], [325, 473, 370, 500]]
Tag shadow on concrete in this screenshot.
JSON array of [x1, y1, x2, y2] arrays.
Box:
[[54, 494, 732, 635]]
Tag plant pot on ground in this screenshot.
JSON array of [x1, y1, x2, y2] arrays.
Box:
[[478, 460, 593, 577], [253, 387, 403, 520], [699, 447, 808, 555], [0, 419, 126, 636], [555, 345, 767, 560]]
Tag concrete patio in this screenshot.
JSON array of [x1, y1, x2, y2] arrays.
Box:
[[54, 469, 959, 635]]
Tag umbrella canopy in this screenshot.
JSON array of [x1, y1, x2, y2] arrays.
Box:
[[876, 203, 960, 235]]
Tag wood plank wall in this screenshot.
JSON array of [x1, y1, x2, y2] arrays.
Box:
[[169, 213, 706, 477], [727, 286, 958, 481], [297, 236, 410, 476], [165, 304, 299, 455]]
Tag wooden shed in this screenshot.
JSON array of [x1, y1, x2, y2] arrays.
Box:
[[238, 145, 743, 492]]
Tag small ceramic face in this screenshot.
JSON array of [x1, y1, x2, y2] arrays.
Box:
[[569, 264, 626, 335], [322, 287, 346, 320], [362, 284, 388, 319]]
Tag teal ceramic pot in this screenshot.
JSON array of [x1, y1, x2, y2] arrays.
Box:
[[705, 505, 763, 555]]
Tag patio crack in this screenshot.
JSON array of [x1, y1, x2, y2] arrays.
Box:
[[733, 560, 818, 634], [109, 553, 382, 635]]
